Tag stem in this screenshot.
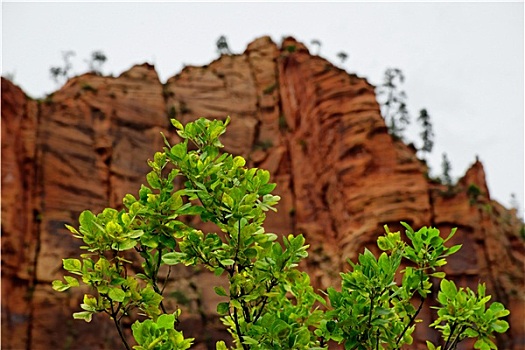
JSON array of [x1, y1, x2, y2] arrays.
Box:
[[395, 294, 424, 346], [112, 315, 131, 350], [252, 279, 278, 323], [233, 307, 249, 350], [395, 269, 427, 347], [446, 325, 464, 350], [161, 266, 172, 294], [154, 248, 168, 314], [110, 301, 131, 350], [443, 322, 457, 350], [229, 219, 242, 277], [367, 292, 375, 328], [143, 248, 168, 314]]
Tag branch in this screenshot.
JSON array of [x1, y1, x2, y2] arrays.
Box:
[[110, 299, 131, 350], [444, 322, 457, 350], [233, 307, 249, 350], [396, 268, 428, 347]]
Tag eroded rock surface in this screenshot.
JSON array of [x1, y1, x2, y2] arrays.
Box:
[[2, 36, 523, 349]]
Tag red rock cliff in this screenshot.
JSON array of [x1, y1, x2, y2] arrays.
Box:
[[2, 36, 523, 349]]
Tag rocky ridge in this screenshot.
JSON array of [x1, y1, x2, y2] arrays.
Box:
[[2, 36, 523, 349]]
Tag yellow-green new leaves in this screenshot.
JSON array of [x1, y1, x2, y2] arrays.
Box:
[[52, 275, 79, 292], [132, 312, 193, 350], [67, 208, 144, 253], [72, 294, 100, 322]]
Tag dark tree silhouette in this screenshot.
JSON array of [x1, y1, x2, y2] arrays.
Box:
[[337, 51, 348, 64], [441, 152, 453, 186], [310, 39, 321, 55], [510, 193, 522, 219], [417, 108, 434, 157], [85, 50, 107, 75], [216, 35, 232, 55], [376, 68, 410, 139], [49, 50, 76, 85]]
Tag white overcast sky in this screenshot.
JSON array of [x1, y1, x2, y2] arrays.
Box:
[[2, 1, 524, 214]]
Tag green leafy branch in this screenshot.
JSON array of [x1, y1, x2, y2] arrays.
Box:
[[53, 116, 510, 350]]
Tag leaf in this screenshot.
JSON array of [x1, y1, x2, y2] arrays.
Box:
[[434, 258, 447, 267], [171, 118, 184, 130], [140, 234, 158, 249], [371, 317, 389, 326], [108, 288, 126, 302], [162, 252, 186, 265], [64, 275, 79, 287], [216, 341, 228, 350], [489, 302, 510, 318], [177, 205, 205, 216], [377, 236, 391, 251], [63, 258, 82, 274], [242, 336, 259, 345], [400, 221, 414, 234], [73, 311, 93, 322], [233, 156, 246, 168], [214, 286, 228, 297], [270, 319, 290, 336], [146, 172, 161, 189], [377, 252, 390, 272], [257, 169, 270, 184], [65, 224, 81, 237], [220, 259, 235, 266], [440, 279, 457, 298], [443, 227, 458, 242], [139, 185, 152, 202], [171, 142, 187, 159], [79, 210, 96, 229], [430, 272, 446, 279], [244, 248, 257, 259], [157, 313, 175, 329], [111, 239, 137, 251], [52, 280, 70, 292], [492, 320, 509, 333], [474, 338, 492, 350], [81, 295, 98, 310], [258, 183, 276, 196], [446, 244, 462, 255], [222, 193, 234, 210], [326, 320, 337, 333], [426, 341, 439, 350], [216, 302, 229, 315]]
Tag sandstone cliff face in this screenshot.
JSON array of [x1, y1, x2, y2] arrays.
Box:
[[2, 36, 523, 349]]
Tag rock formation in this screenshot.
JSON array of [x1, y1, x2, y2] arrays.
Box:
[[2, 36, 523, 349]]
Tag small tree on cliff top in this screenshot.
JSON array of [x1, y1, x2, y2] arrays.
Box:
[[441, 152, 453, 187], [377, 68, 411, 139], [417, 108, 434, 157], [217, 35, 232, 55], [85, 50, 107, 75], [54, 117, 509, 350], [49, 50, 76, 85]]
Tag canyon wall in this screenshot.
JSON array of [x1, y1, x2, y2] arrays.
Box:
[[2, 36, 523, 349]]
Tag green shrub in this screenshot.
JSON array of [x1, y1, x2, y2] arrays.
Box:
[[80, 82, 97, 93], [468, 184, 482, 205], [54, 117, 509, 350]]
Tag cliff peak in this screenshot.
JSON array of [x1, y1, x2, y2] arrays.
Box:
[[459, 158, 491, 200]]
